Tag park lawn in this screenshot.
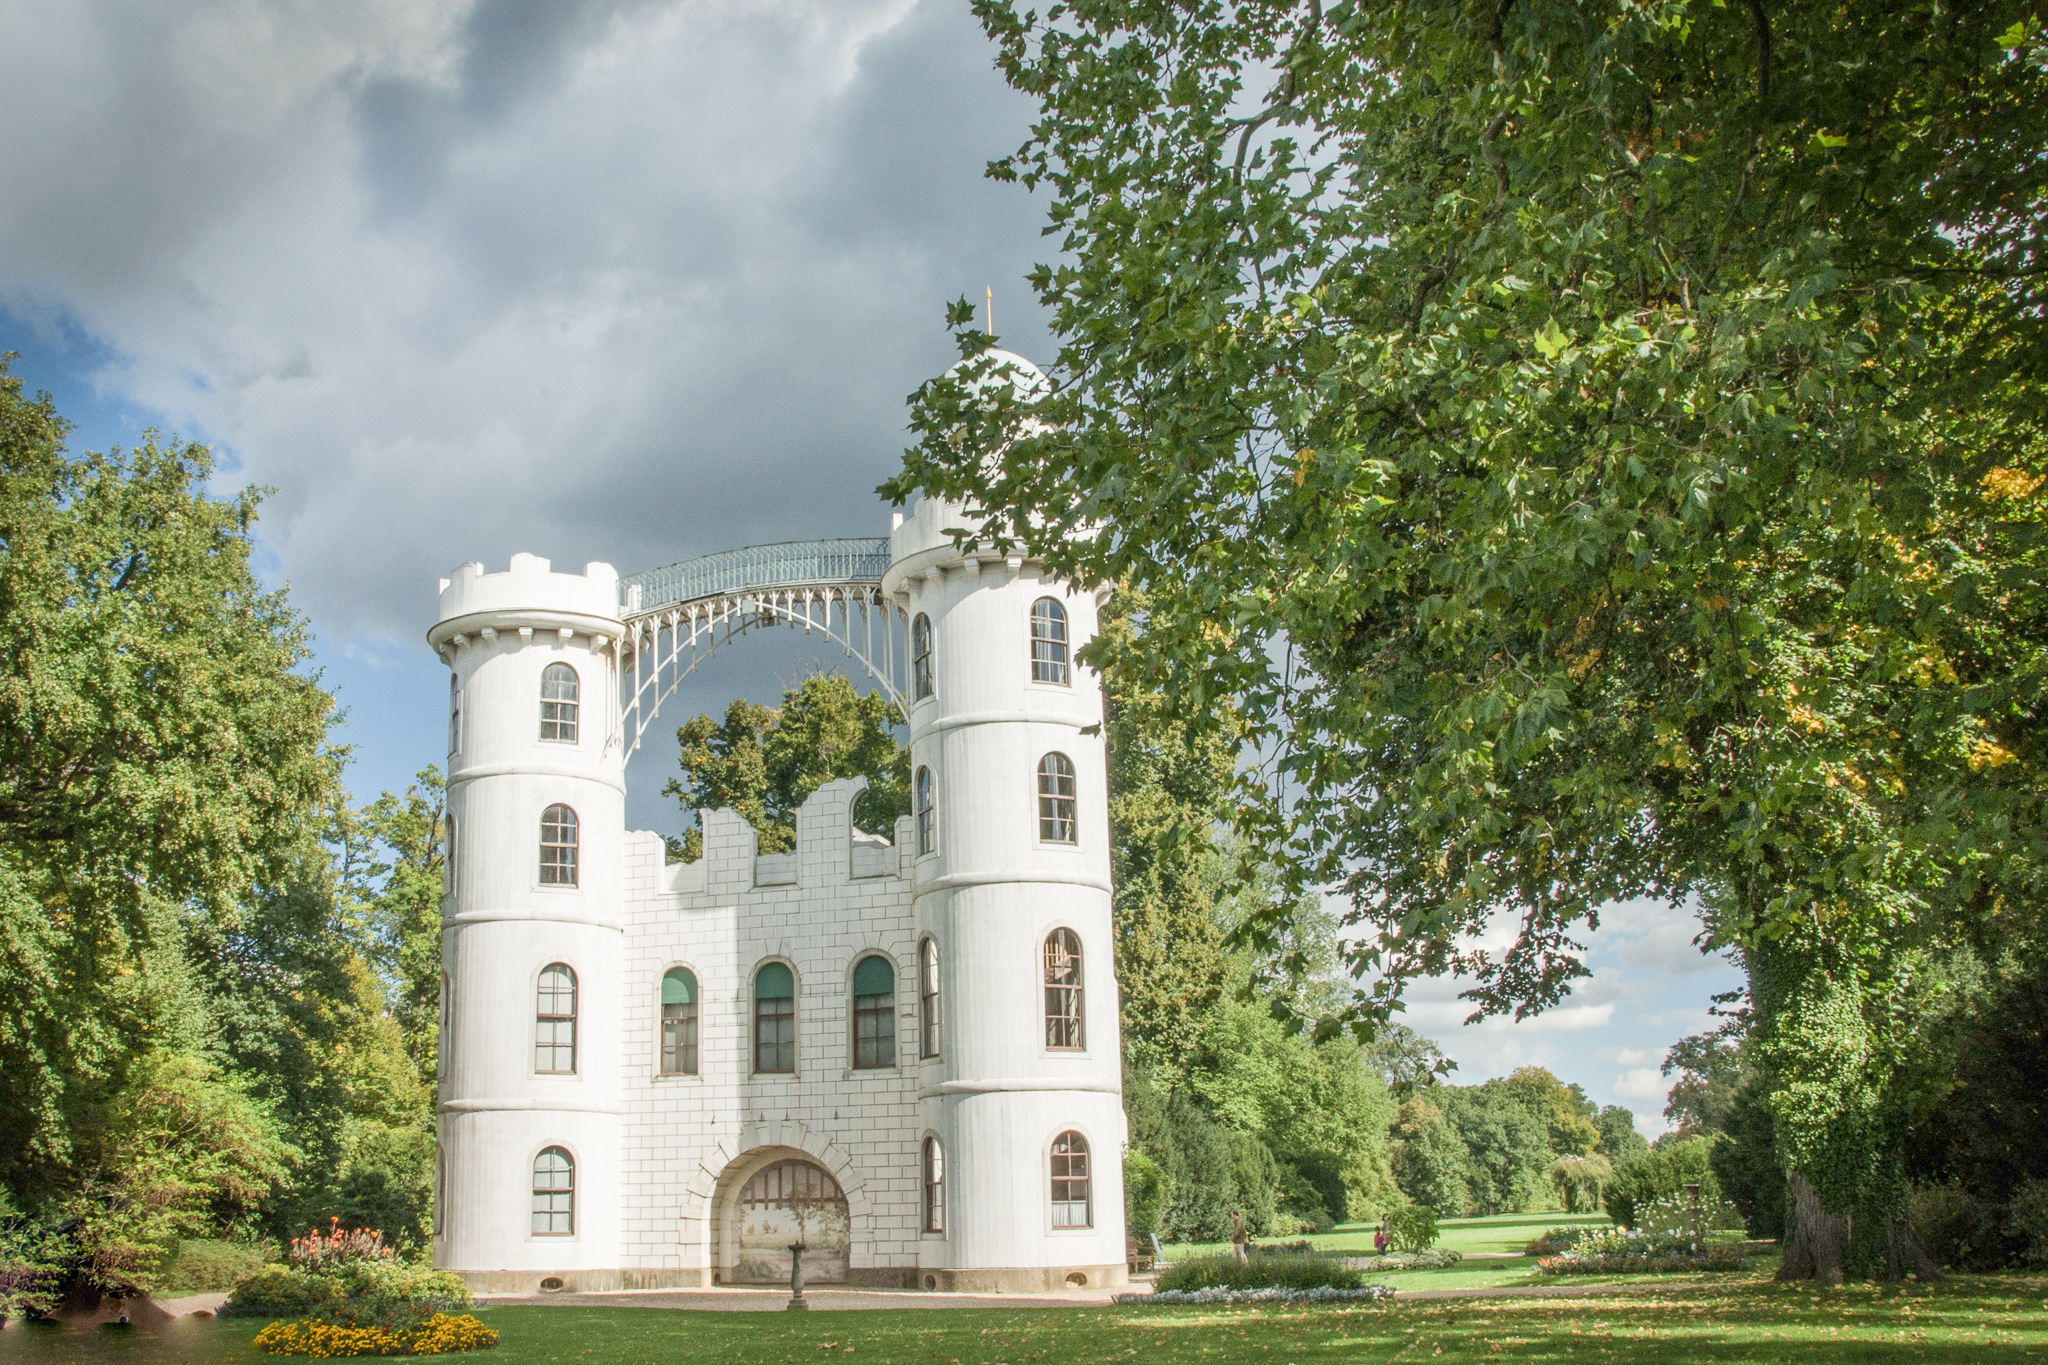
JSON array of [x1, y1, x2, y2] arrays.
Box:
[[1162, 1210, 1615, 1262], [7, 1274, 2044, 1364]]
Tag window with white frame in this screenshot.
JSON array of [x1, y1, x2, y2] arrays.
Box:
[[540, 662, 580, 743], [1050, 1131, 1091, 1228], [539, 804, 579, 886], [661, 967, 699, 1076], [915, 766, 935, 857], [852, 954, 896, 1069], [535, 964, 577, 1073], [531, 1146, 574, 1235], [448, 673, 462, 754], [1044, 929, 1085, 1050], [923, 1136, 946, 1233], [911, 613, 934, 700], [1037, 752, 1077, 843], [918, 937, 941, 1060], [1030, 597, 1069, 684]]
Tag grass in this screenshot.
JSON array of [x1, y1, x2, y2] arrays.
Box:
[[1161, 1211, 1621, 1290], [4, 1275, 2045, 1363]]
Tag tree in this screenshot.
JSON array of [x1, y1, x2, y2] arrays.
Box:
[[1390, 1096, 1470, 1216], [664, 674, 906, 859], [1360, 1023, 1454, 1096], [1103, 589, 1235, 1076], [1440, 1086, 1551, 1216], [1594, 1107, 1650, 1171], [892, 1, 2048, 1282], [0, 357, 337, 1203], [1500, 1067, 1601, 1159], [1663, 1028, 1749, 1139]]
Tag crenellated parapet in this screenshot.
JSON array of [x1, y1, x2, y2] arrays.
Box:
[[430, 554, 623, 662]]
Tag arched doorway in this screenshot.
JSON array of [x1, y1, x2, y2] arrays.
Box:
[[726, 1157, 850, 1283]]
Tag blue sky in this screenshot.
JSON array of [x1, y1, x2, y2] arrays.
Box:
[[0, 0, 1734, 1134]]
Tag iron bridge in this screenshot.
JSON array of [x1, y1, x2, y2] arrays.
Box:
[[612, 537, 908, 763]]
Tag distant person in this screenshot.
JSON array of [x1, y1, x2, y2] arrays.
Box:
[[1374, 1216, 1390, 1255], [1229, 1210, 1250, 1263]]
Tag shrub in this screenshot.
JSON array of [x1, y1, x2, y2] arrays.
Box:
[[1536, 1226, 1746, 1274], [1155, 1252, 1363, 1293], [1388, 1205, 1438, 1252], [223, 1265, 341, 1319], [1630, 1193, 1744, 1248], [0, 1219, 64, 1321], [1123, 1150, 1165, 1238], [1523, 1225, 1600, 1257], [253, 1311, 498, 1356], [1911, 1184, 1998, 1270], [1604, 1137, 1720, 1230], [158, 1239, 274, 1295], [2008, 1179, 2048, 1269], [1356, 1248, 1462, 1271]]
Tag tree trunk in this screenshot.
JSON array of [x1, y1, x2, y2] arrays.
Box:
[[1776, 1172, 1849, 1284], [1775, 1173, 1944, 1282], [1878, 1217, 1943, 1281]]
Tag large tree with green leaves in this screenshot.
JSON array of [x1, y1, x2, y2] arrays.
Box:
[[0, 358, 338, 1205], [890, 0, 2046, 1280], [664, 673, 908, 860]]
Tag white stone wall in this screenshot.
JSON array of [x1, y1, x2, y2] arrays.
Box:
[[433, 494, 1129, 1294]]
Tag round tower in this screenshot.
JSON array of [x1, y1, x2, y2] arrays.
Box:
[[884, 356, 1128, 1291], [429, 553, 626, 1292]]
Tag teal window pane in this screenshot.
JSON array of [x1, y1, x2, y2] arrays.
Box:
[[756, 962, 795, 999], [662, 968, 697, 1005], [851, 955, 894, 996]]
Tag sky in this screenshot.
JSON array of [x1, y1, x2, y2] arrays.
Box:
[[0, 0, 1737, 1134]]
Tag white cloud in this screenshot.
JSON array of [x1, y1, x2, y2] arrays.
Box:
[[1611, 1046, 1664, 1067], [1614, 1067, 1673, 1108], [0, 0, 1045, 646]]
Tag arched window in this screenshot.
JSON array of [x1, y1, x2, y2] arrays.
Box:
[[540, 663, 580, 743], [539, 804, 579, 886], [852, 955, 896, 1069], [434, 1145, 446, 1236], [1030, 597, 1069, 685], [444, 812, 457, 895], [1050, 1131, 1091, 1227], [661, 968, 699, 1076], [911, 613, 934, 701], [440, 970, 453, 1057], [535, 964, 577, 1073], [922, 1136, 946, 1233], [1044, 929, 1084, 1050], [1037, 752, 1078, 844], [448, 673, 462, 754], [754, 962, 796, 1074], [532, 1147, 575, 1234], [918, 937, 941, 1060], [915, 766, 935, 857]]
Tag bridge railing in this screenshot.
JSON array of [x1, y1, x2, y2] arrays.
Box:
[[620, 538, 891, 617]]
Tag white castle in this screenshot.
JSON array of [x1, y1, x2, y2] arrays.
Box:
[[428, 358, 1127, 1293]]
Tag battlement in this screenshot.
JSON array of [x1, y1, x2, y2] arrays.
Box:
[[633, 777, 908, 898], [435, 553, 622, 629], [889, 495, 995, 565]]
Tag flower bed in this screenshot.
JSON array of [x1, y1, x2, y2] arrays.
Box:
[[1535, 1226, 1747, 1275], [1156, 1252, 1362, 1293], [1348, 1248, 1462, 1272], [253, 1311, 498, 1357], [1120, 1285, 1396, 1305]]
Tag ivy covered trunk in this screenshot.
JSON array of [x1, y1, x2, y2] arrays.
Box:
[[1752, 939, 1942, 1282]]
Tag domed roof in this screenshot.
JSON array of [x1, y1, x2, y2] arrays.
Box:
[[944, 348, 1051, 404]]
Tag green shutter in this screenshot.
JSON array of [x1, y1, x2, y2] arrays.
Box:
[[852, 955, 894, 997], [662, 968, 696, 1006], [755, 962, 795, 999]]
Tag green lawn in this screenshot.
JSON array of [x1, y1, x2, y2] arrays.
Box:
[[1162, 1210, 1614, 1261], [5, 1275, 2045, 1363]]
